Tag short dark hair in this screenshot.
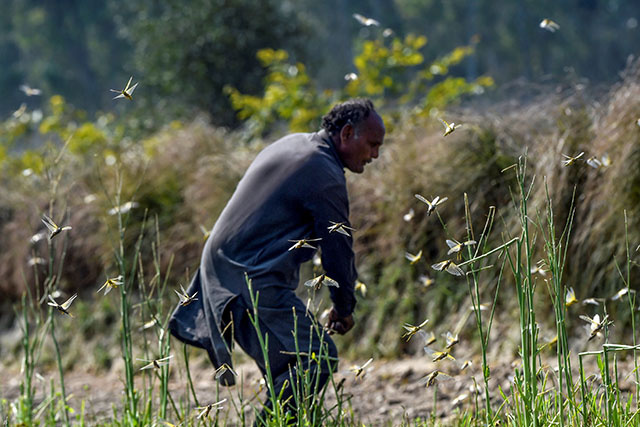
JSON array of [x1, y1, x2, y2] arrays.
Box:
[[321, 98, 375, 135]]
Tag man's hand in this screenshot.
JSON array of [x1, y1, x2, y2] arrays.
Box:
[[326, 307, 354, 335]]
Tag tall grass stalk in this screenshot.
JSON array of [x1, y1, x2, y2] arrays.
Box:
[[503, 158, 539, 426], [244, 275, 285, 424], [228, 375, 248, 426], [136, 257, 154, 422], [109, 172, 145, 422], [24, 140, 74, 427], [151, 217, 173, 420], [462, 195, 502, 424], [183, 343, 200, 408], [601, 323, 614, 425], [48, 306, 70, 427], [46, 378, 56, 423], [98, 166, 184, 424], [157, 321, 172, 420], [16, 291, 39, 425], [15, 216, 64, 424], [137, 214, 176, 422], [579, 344, 640, 426], [289, 309, 318, 424], [622, 210, 638, 405], [43, 210, 72, 427], [578, 353, 589, 425], [539, 180, 576, 424], [243, 274, 345, 425]]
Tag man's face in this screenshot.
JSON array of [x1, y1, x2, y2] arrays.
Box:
[[337, 112, 385, 174]]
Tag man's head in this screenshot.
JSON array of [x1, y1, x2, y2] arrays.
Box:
[[321, 98, 385, 174]]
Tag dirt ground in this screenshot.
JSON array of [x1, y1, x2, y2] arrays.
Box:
[[1, 339, 637, 426], [0, 356, 478, 425]]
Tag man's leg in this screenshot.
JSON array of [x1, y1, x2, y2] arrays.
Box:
[[226, 290, 338, 424]]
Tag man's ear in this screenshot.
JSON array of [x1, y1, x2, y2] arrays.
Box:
[[339, 123, 354, 144]]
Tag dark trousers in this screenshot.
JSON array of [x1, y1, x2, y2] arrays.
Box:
[[224, 287, 338, 425]]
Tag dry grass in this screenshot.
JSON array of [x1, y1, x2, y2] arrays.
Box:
[[1, 63, 640, 366], [348, 62, 640, 355]]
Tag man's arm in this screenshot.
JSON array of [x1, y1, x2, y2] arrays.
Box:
[[301, 165, 358, 321]]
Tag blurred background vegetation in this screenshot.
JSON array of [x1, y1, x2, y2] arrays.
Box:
[[1, 0, 640, 365], [2, 0, 639, 125]]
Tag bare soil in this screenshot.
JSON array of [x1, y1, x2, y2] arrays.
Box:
[[0, 357, 473, 425], [1, 339, 636, 426]]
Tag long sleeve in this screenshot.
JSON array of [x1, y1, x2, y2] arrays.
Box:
[[169, 130, 356, 378], [302, 163, 357, 318]]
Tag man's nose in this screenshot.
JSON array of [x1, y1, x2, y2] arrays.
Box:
[[371, 147, 379, 158]]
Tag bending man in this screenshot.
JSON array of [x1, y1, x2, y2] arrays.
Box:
[[169, 98, 385, 421]]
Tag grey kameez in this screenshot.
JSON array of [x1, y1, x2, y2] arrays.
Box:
[[169, 130, 357, 386]]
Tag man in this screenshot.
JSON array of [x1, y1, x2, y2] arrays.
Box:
[[169, 98, 385, 420]]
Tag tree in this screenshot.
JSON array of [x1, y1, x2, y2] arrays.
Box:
[[112, 0, 308, 126], [4, 0, 129, 116]]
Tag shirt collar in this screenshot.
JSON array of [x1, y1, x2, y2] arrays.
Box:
[[317, 129, 346, 170]]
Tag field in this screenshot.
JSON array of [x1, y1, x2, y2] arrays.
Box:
[[3, 344, 638, 426], [2, 60, 640, 426]]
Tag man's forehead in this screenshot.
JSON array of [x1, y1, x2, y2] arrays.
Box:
[[364, 113, 385, 139]]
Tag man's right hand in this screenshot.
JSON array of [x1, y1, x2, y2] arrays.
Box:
[[326, 307, 354, 335]]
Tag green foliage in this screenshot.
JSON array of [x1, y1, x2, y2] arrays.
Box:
[[4, 62, 640, 426], [2, 0, 130, 116], [421, 76, 493, 111], [113, 0, 308, 127], [14, 150, 44, 175], [226, 49, 333, 137], [0, 95, 118, 178], [1, 0, 308, 130], [2, 0, 640, 131], [0, 110, 30, 149], [392, 0, 640, 84], [69, 122, 108, 155], [227, 33, 493, 137], [38, 95, 112, 156], [348, 34, 428, 97]]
